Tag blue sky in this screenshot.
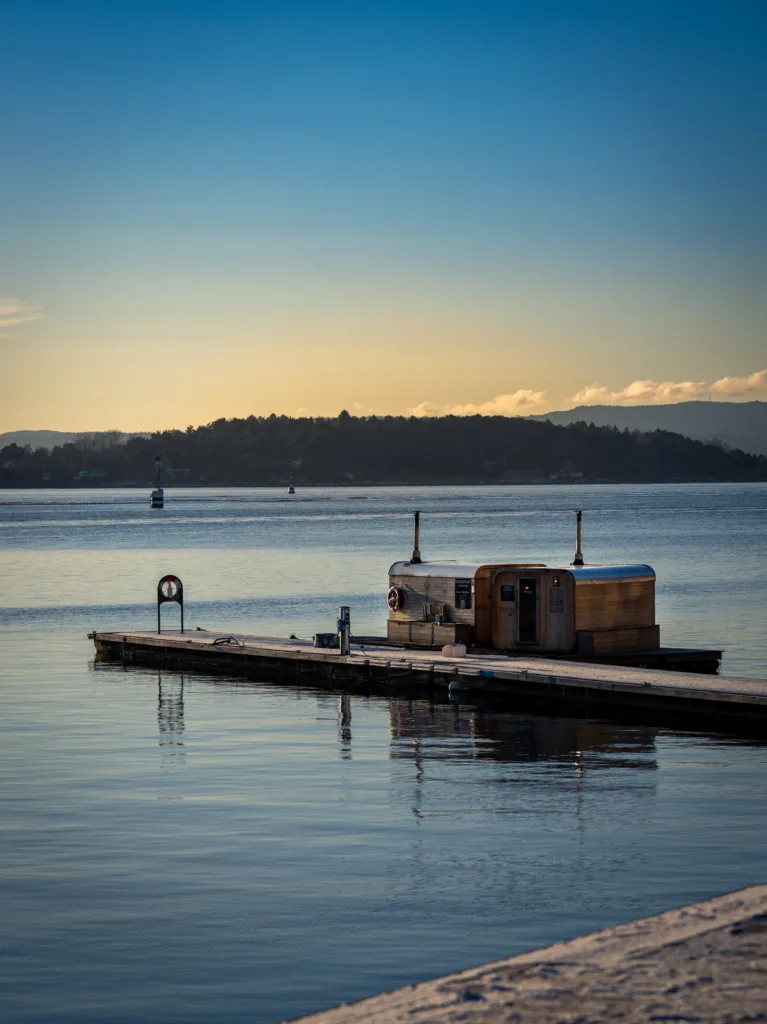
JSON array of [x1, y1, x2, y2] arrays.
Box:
[[2, 0, 766, 428]]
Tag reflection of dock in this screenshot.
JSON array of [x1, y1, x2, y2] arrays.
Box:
[[337, 695, 352, 759], [158, 676, 185, 742], [389, 701, 656, 768], [89, 629, 767, 728], [157, 675, 186, 763]]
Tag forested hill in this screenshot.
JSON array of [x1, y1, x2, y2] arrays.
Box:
[[2, 414, 766, 487]]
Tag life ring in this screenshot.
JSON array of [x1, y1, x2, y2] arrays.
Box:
[[387, 586, 405, 611]]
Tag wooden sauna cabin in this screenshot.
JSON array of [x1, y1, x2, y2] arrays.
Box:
[[386, 512, 660, 657]]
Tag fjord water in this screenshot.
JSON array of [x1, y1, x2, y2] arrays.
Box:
[[1, 484, 766, 1024]]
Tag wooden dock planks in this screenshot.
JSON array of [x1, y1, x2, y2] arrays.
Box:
[[89, 628, 767, 725]]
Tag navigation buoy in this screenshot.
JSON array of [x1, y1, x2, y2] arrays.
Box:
[[150, 454, 164, 508]]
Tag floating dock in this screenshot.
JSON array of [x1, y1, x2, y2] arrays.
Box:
[[90, 628, 766, 727]]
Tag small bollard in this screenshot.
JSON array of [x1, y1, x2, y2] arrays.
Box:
[[337, 606, 351, 656]]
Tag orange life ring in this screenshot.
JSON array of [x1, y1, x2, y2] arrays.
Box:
[[387, 586, 405, 611]]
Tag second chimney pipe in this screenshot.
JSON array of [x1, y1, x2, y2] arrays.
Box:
[[411, 510, 422, 563], [572, 510, 584, 566]]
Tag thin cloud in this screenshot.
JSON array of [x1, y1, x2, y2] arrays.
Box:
[[0, 298, 43, 337], [571, 370, 767, 406], [408, 390, 547, 417]]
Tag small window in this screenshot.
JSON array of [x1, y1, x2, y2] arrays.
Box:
[[455, 578, 473, 610], [500, 584, 516, 602]]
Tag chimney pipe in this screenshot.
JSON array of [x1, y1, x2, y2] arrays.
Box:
[[572, 510, 584, 566], [411, 510, 422, 564]]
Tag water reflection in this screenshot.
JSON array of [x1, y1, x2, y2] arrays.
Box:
[[386, 700, 660, 885], [157, 674, 186, 764], [389, 700, 657, 770], [338, 694, 352, 759]]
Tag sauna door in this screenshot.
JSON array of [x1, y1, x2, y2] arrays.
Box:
[[494, 573, 542, 648], [518, 578, 539, 643], [494, 574, 540, 647]]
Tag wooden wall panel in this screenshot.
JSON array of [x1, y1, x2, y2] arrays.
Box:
[[474, 570, 495, 645], [388, 574, 476, 627], [388, 574, 428, 623], [577, 625, 660, 654], [387, 620, 411, 643], [575, 579, 655, 630], [434, 623, 473, 646], [410, 622, 435, 645]]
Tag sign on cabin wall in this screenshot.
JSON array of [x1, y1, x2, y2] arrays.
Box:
[[500, 584, 516, 602], [455, 579, 473, 610]]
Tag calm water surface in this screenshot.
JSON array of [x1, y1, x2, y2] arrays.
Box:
[[1, 485, 766, 1023]]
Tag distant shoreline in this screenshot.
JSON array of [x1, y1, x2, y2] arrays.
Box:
[[4, 477, 767, 492], [4, 414, 766, 487]]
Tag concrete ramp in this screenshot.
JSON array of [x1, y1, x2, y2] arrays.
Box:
[[289, 886, 767, 1024]]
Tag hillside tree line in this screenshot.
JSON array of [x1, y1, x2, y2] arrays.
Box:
[[2, 413, 766, 487]]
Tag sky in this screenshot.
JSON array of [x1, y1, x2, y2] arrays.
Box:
[[2, 0, 766, 431]]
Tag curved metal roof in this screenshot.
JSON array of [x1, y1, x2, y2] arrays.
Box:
[[388, 561, 655, 581], [566, 564, 655, 581], [388, 560, 547, 578], [389, 560, 486, 578]]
